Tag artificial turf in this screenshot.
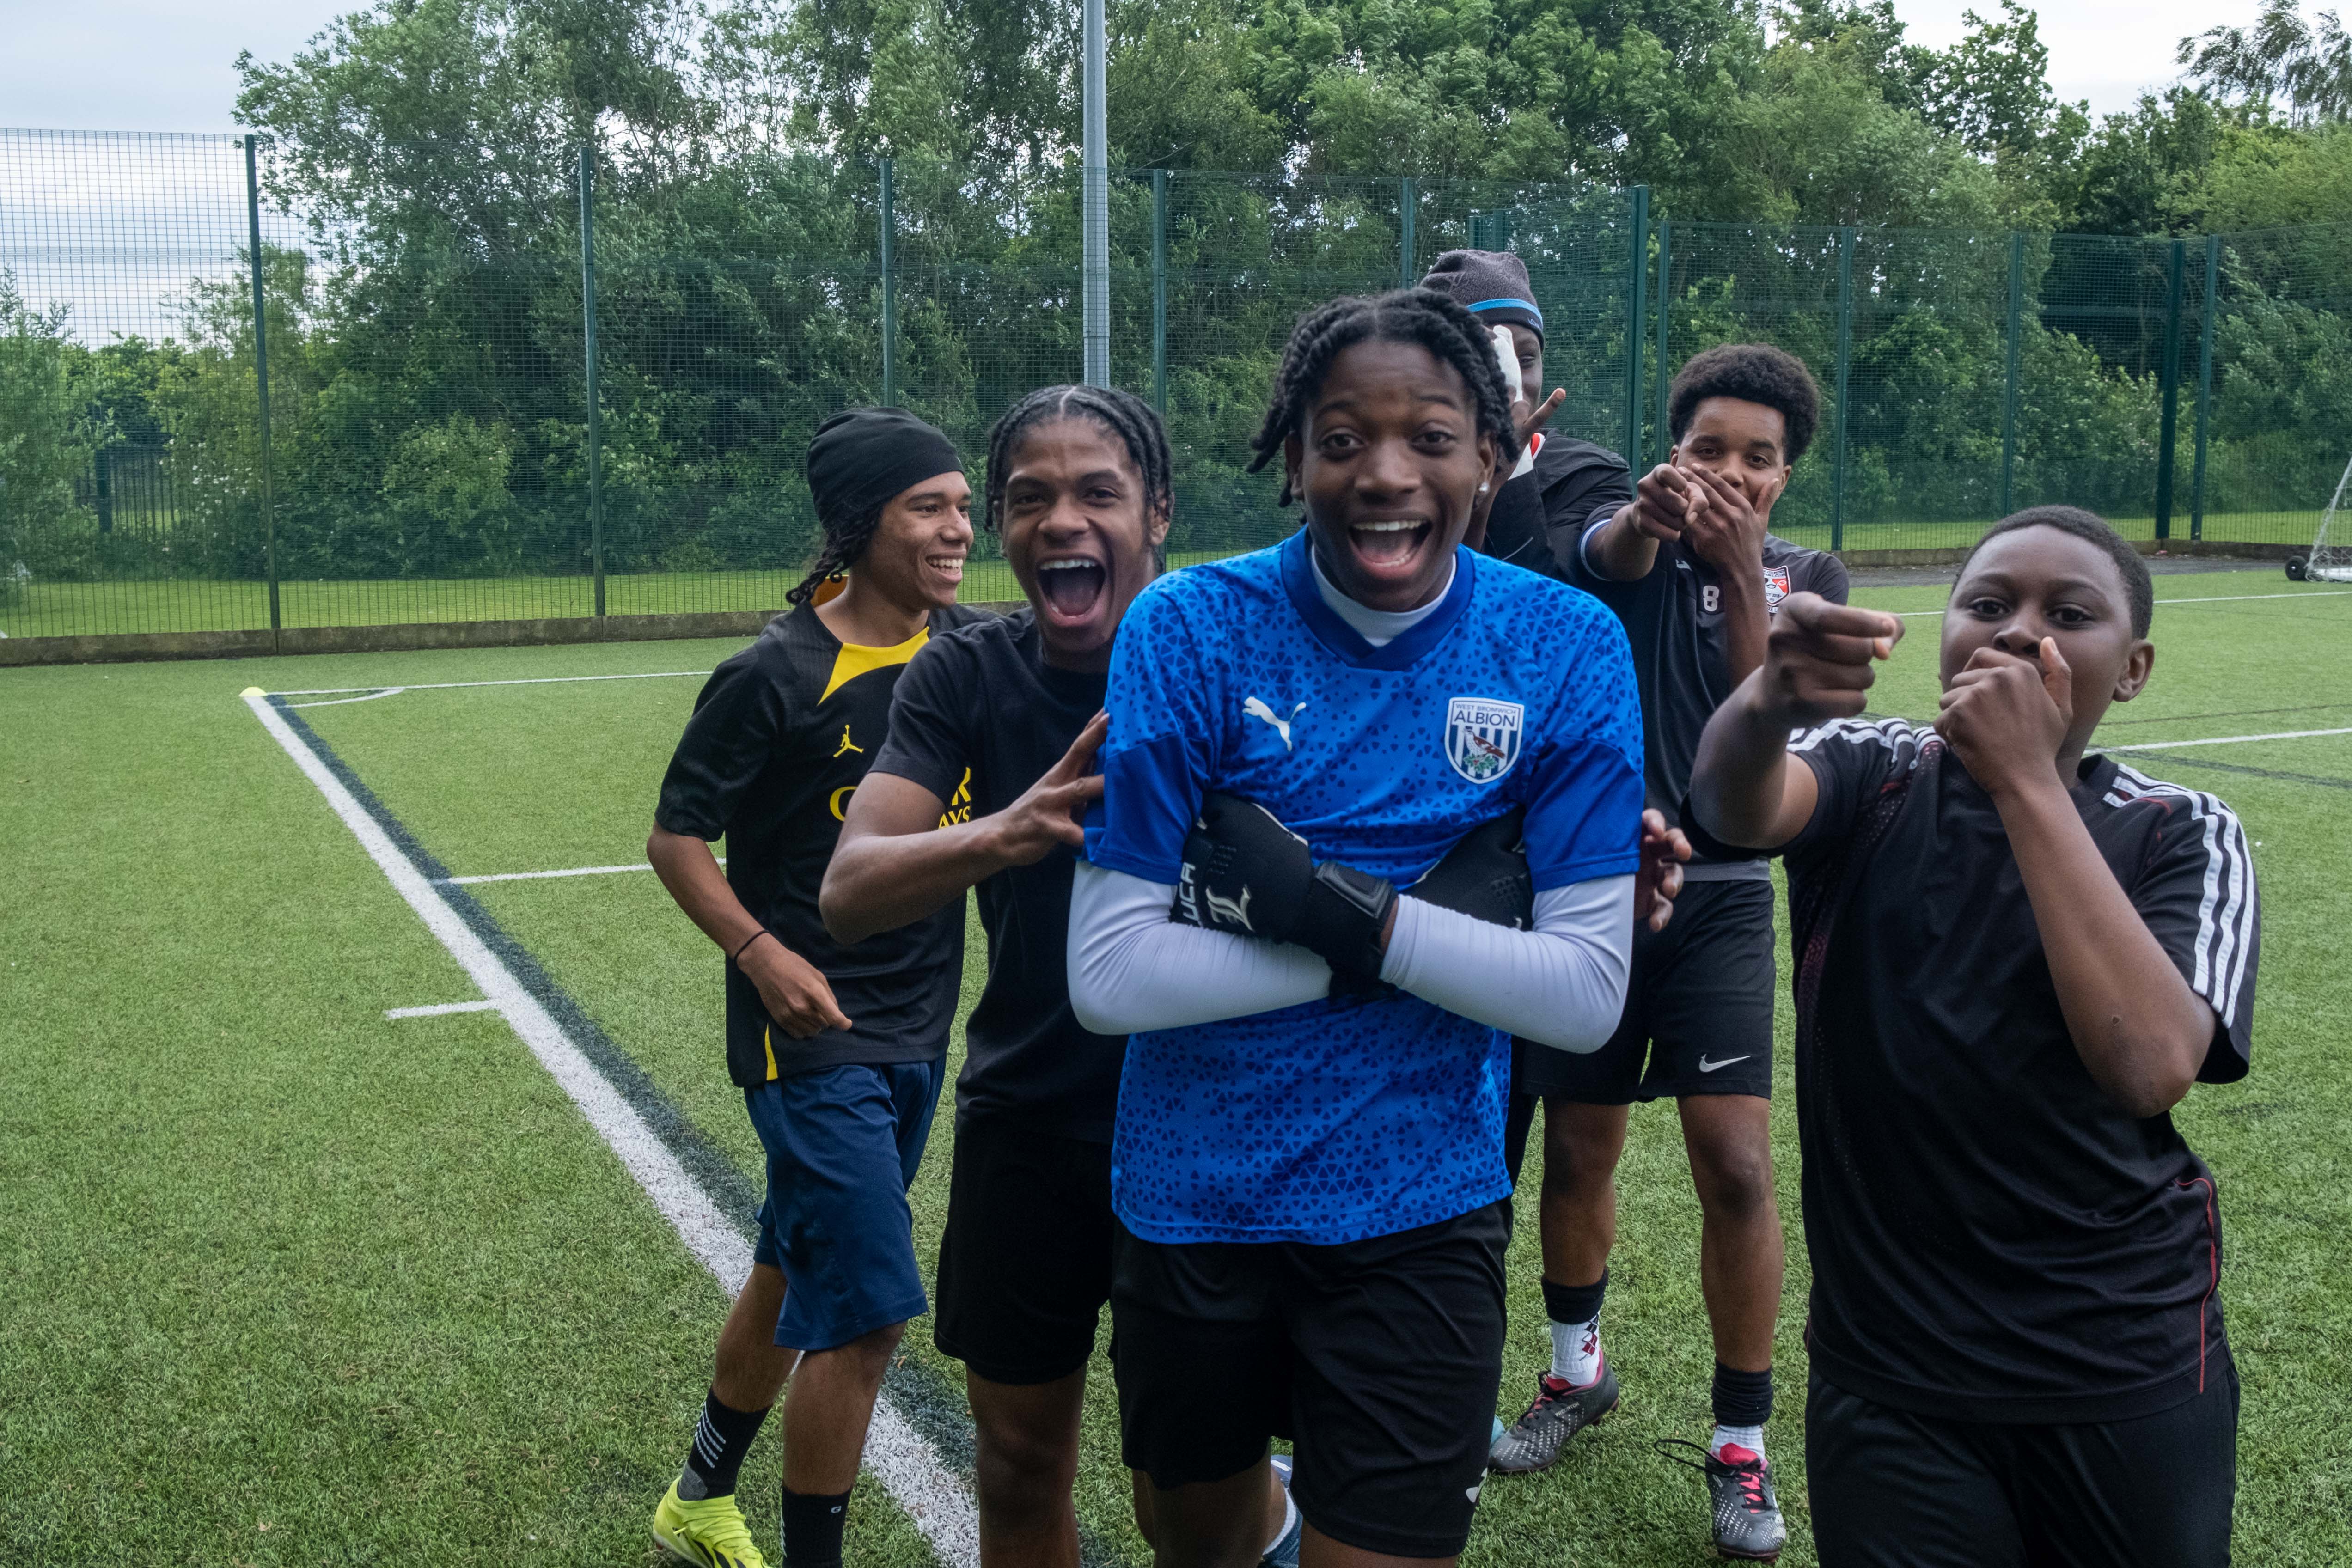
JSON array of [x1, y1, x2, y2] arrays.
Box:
[[1, 567, 2346, 1565]]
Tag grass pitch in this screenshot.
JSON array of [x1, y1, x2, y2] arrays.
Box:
[[2, 567, 2348, 1565]]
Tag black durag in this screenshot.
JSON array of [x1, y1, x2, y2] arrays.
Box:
[[804, 407, 963, 527]]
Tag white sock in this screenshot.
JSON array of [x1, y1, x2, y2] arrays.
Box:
[[1548, 1315, 1602, 1386], [1711, 1423, 1766, 1463], [1263, 1475, 1298, 1554]]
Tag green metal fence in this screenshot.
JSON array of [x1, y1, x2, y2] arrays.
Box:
[[2, 128, 2345, 645], [1542, 201, 2352, 562]]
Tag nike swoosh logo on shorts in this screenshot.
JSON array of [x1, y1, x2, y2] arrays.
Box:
[[1697, 1055, 1750, 1073]]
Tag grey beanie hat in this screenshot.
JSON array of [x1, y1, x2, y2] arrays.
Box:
[[1418, 249, 1544, 340]]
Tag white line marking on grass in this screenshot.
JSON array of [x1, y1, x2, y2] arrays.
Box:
[[1888, 588, 2352, 617], [385, 1000, 502, 1018], [440, 859, 720, 886], [241, 689, 981, 1564], [444, 864, 653, 885], [286, 691, 409, 710], [2153, 589, 2352, 607], [266, 671, 708, 697], [2109, 726, 2352, 751]]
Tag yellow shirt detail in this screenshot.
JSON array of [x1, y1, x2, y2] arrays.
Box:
[[819, 625, 931, 705]]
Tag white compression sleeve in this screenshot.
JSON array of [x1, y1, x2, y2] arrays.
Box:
[[1377, 877, 1635, 1053], [1068, 861, 1636, 1045], [1066, 860, 1332, 1034]]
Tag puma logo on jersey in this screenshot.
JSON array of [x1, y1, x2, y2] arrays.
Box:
[[1204, 885, 1254, 930], [833, 725, 863, 757], [1243, 696, 1308, 750]]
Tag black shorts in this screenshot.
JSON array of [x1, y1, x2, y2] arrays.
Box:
[[1108, 1203, 1509, 1560], [933, 1116, 1116, 1385], [1806, 1367, 2239, 1568], [1514, 875, 1776, 1104]]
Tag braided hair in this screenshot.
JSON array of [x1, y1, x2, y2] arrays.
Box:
[[984, 384, 1174, 566], [1246, 288, 1520, 506], [784, 498, 889, 608]]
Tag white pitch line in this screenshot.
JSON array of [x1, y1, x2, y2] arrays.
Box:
[[442, 858, 721, 885], [2108, 725, 2352, 751], [285, 688, 408, 708], [445, 864, 653, 885], [1888, 587, 2352, 618], [385, 1000, 501, 1019], [265, 670, 709, 697], [240, 687, 981, 1564]]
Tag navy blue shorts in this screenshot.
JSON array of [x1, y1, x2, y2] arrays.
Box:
[[745, 1059, 944, 1353]]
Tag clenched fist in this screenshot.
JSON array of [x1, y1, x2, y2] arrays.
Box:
[[1753, 593, 1904, 729], [1936, 638, 2072, 798]]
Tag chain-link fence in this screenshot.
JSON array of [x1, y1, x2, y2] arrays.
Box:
[[2, 127, 2342, 647]]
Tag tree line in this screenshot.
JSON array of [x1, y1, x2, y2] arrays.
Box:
[[5, 0, 2351, 594]]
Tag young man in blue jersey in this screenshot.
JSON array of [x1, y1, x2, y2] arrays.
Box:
[[824, 387, 1303, 1567], [1066, 290, 1649, 1568]]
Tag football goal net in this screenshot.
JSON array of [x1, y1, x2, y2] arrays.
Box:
[[2288, 452, 2352, 582]]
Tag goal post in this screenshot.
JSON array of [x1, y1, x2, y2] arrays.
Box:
[[2287, 451, 2352, 582]]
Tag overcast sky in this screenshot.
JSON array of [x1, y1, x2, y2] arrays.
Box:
[[0, 0, 2270, 138]]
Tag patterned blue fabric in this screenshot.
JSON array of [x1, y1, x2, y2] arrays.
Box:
[[1086, 529, 1643, 1244]]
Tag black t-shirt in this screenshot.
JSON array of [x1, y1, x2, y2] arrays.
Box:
[[1479, 432, 1634, 583], [1742, 722, 2258, 1424], [1562, 509, 1849, 876], [867, 608, 1126, 1141], [655, 600, 987, 1087]]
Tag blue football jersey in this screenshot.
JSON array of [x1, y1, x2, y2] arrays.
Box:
[[1085, 529, 1643, 1245]]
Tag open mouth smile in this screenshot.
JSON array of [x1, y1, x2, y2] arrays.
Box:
[[1037, 555, 1108, 622], [1347, 517, 1435, 570]]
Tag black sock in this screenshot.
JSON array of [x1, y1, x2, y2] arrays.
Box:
[[1711, 1361, 1774, 1428], [678, 1388, 770, 1500], [780, 1483, 852, 1568], [1542, 1269, 1607, 1327]]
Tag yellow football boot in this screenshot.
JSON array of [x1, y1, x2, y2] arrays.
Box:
[[652, 1481, 768, 1568]]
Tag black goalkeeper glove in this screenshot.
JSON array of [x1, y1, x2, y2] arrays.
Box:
[[1168, 791, 1397, 988], [1405, 807, 1532, 930]]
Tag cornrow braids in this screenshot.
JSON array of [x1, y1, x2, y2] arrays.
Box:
[[984, 384, 1175, 565], [784, 498, 887, 608], [1246, 287, 1520, 506]]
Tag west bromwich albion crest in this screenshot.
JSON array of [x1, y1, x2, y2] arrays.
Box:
[[1445, 696, 1525, 783]]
